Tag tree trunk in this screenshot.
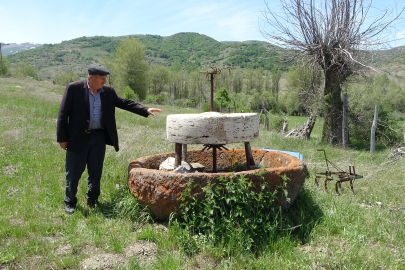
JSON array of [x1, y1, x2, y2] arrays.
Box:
[[322, 69, 343, 145]]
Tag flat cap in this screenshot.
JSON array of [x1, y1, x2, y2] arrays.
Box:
[[88, 63, 110, 75]]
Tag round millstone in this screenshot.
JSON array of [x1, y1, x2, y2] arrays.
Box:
[[128, 149, 307, 220], [166, 112, 259, 144]]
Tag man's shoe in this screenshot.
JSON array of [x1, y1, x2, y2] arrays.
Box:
[[87, 199, 98, 208], [65, 205, 75, 214]]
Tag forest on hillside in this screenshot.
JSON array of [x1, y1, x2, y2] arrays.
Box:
[[3, 31, 405, 146]]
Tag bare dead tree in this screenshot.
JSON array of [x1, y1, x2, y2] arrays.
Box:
[[260, 0, 404, 144]]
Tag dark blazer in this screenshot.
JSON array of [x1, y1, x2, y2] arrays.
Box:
[[57, 80, 149, 152]]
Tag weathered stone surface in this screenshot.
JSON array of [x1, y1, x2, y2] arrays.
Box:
[[190, 163, 205, 172], [159, 157, 196, 172], [173, 165, 196, 173], [128, 149, 306, 220], [159, 157, 176, 171], [166, 112, 259, 144]]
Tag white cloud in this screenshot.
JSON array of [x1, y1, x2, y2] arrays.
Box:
[[396, 30, 405, 40], [216, 10, 261, 41]]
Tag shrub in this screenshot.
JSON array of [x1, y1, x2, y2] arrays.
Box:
[[0, 57, 11, 77], [173, 172, 289, 255], [52, 71, 80, 85], [349, 106, 401, 145], [391, 110, 405, 121], [122, 86, 139, 101], [268, 114, 285, 131], [144, 94, 165, 104], [13, 61, 40, 80]]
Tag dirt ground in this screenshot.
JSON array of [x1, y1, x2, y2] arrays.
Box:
[[79, 240, 157, 269]]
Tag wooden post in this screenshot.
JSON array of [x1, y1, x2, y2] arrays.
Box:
[[244, 142, 254, 170], [249, 101, 251, 113], [259, 109, 263, 125], [228, 105, 230, 113], [342, 93, 349, 149], [175, 143, 182, 167], [210, 73, 214, 112], [265, 111, 269, 131], [212, 147, 217, 173], [182, 144, 187, 162], [282, 118, 288, 135], [370, 105, 379, 154]]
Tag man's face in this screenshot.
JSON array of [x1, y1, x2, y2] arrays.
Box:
[[89, 75, 107, 90]]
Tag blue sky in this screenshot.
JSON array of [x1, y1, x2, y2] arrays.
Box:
[[1, 0, 404, 47]]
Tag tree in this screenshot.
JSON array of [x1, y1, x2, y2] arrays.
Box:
[[261, 0, 404, 144], [111, 37, 148, 100], [231, 69, 243, 94], [215, 87, 231, 102], [148, 65, 170, 95], [270, 65, 282, 101], [0, 57, 11, 77], [245, 68, 263, 95], [13, 61, 40, 80], [285, 60, 323, 115], [189, 71, 207, 99]]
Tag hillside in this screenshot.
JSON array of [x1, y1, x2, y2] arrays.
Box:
[[1, 42, 43, 55], [371, 47, 405, 90], [5, 33, 291, 80], [5, 33, 405, 87]]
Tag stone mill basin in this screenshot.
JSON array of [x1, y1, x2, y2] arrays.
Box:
[[128, 148, 306, 220]]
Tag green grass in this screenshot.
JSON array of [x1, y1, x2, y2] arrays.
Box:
[[1, 77, 405, 269]]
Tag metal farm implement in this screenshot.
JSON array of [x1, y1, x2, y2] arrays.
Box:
[[315, 149, 363, 194]]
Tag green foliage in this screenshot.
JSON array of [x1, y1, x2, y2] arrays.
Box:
[[148, 65, 170, 95], [175, 172, 289, 254], [271, 65, 282, 99], [202, 99, 221, 112], [214, 87, 231, 110], [349, 106, 401, 145], [185, 97, 202, 108], [6, 33, 290, 81], [283, 61, 323, 116], [12, 61, 40, 80], [144, 94, 165, 104], [52, 71, 80, 85], [0, 57, 11, 77], [347, 75, 404, 145], [122, 86, 139, 101], [109, 186, 151, 224], [111, 37, 148, 99], [215, 87, 231, 103], [279, 90, 304, 115], [250, 90, 278, 111], [268, 114, 286, 131], [227, 42, 283, 70]]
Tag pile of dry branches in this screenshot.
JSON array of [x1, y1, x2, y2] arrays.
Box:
[[284, 115, 317, 139], [388, 147, 405, 160]]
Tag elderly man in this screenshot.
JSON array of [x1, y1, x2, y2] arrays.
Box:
[[57, 63, 162, 214]]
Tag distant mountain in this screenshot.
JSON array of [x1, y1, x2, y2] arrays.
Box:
[[5, 33, 292, 80], [1, 42, 43, 56], [4, 33, 405, 87]]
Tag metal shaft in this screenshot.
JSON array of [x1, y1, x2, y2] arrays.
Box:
[[210, 73, 214, 112]]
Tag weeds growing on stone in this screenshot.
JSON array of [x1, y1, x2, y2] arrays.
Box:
[[174, 172, 290, 256]]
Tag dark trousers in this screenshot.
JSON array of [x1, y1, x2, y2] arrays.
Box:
[[64, 131, 106, 207]]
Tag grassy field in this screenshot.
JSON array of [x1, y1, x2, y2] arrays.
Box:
[[1, 77, 405, 269]]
